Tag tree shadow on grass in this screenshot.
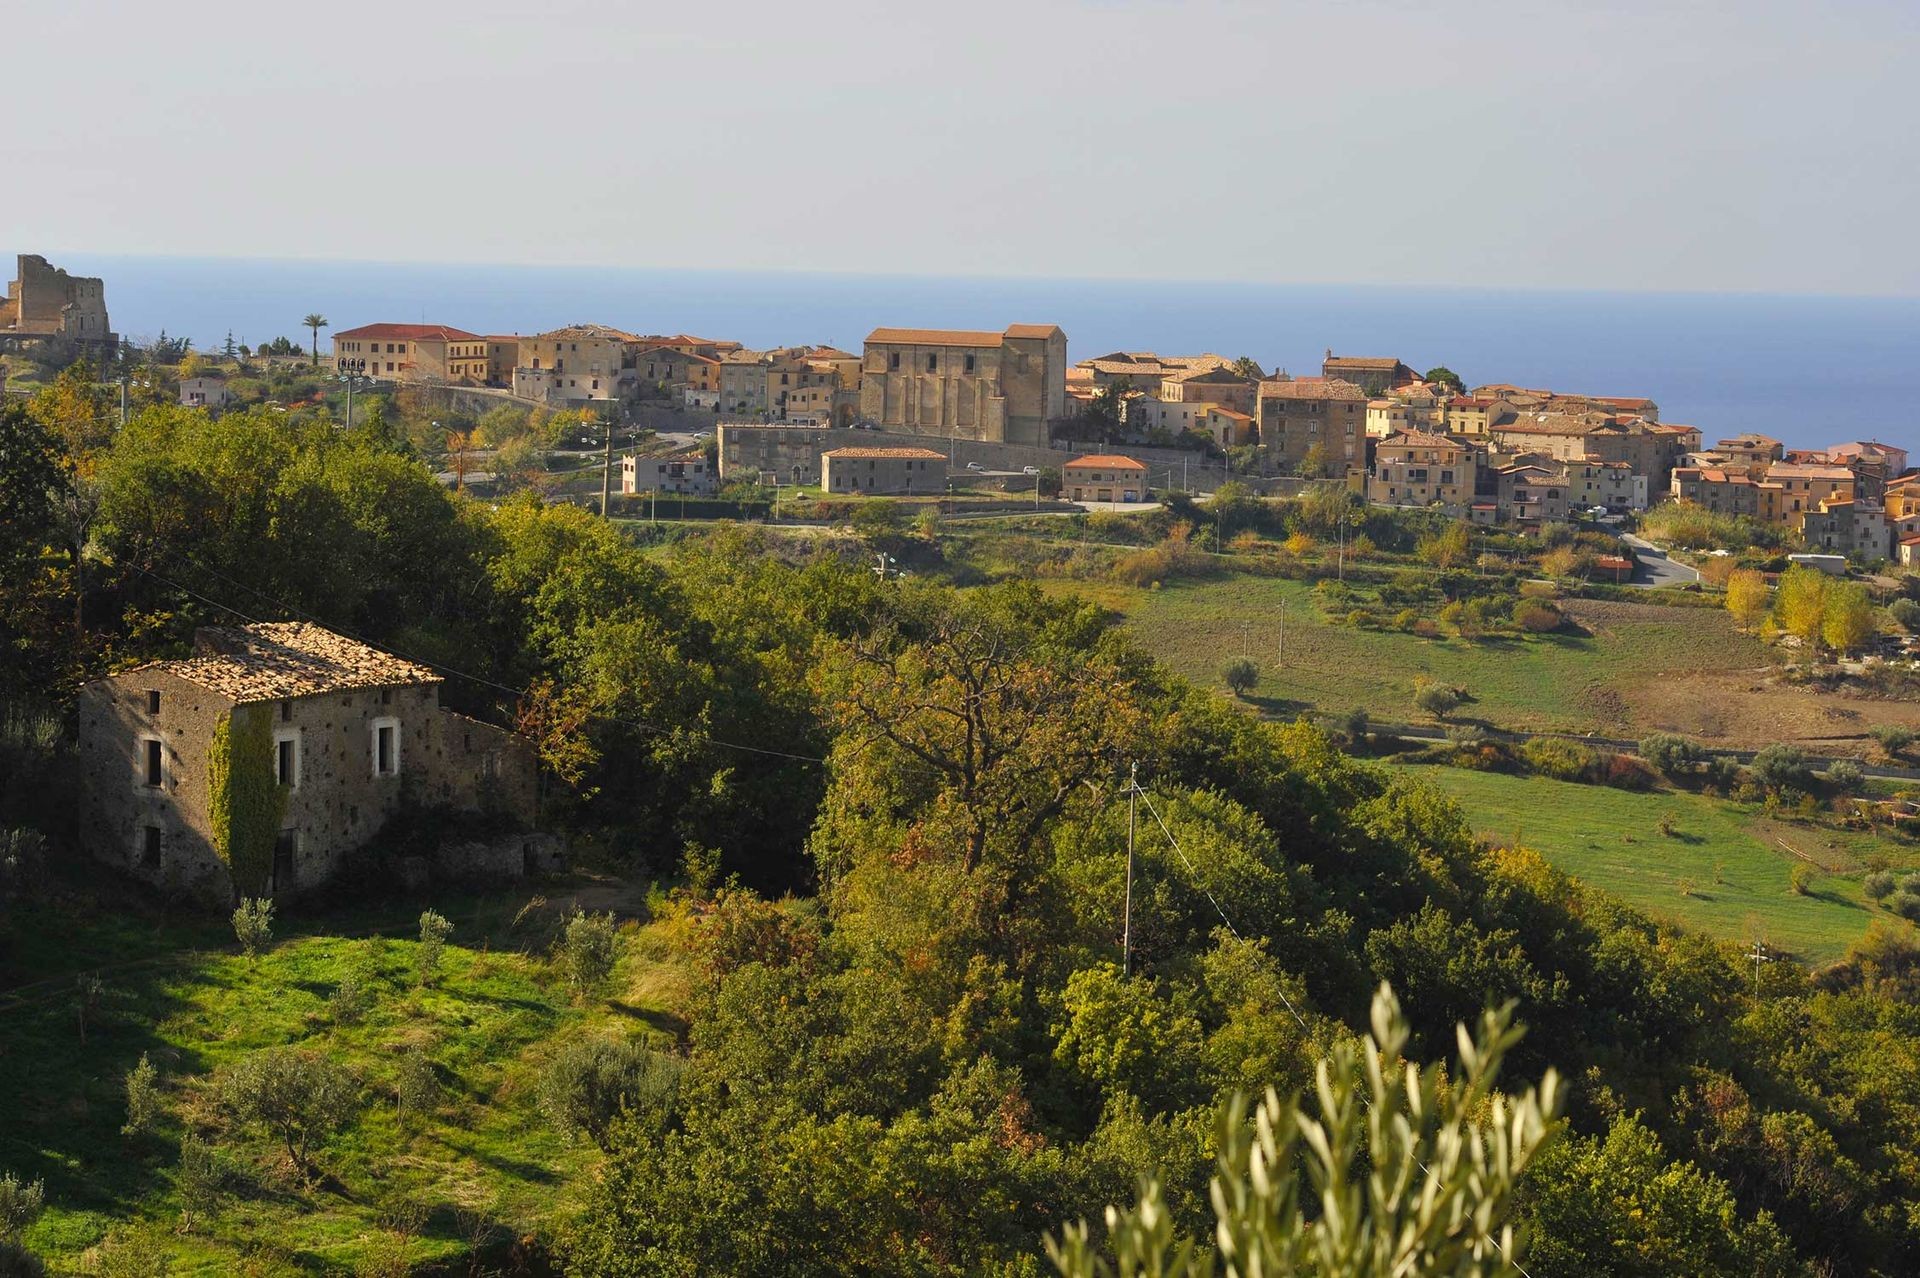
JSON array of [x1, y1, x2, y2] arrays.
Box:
[[1242, 692, 1315, 719], [608, 1001, 689, 1041]]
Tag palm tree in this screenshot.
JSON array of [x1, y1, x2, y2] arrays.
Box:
[[302, 313, 329, 366]]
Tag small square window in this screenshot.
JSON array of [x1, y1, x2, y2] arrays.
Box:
[[147, 690, 161, 714], [280, 699, 292, 722], [144, 739, 163, 787]]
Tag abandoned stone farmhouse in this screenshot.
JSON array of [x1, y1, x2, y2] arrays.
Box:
[[78, 623, 537, 903]]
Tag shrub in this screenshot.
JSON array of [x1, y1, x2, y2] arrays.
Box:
[[1412, 679, 1461, 721], [1751, 744, 1814, 793], [1511, 599, 1563, 633], [538, 1037, 683, 1151], [1890, 598, 1920, 632], [1791, 864, 1816, 896], [121, 1053, 161, 1139], [1393, 608, 1420, 631], [0, 1173, 43, 1241], [414, 909, 453, 987], [1871, 725, 1915, 760], [393, 1051, 439, 1119], [216, 1046, 360, 1172], [329, 945, 378, 1025], [175, 1137, 223, 1232], [1523, 737, 1595, 782], [1342, 708, 1370, 742], [1639, 732, 1702, 777], [1824, 759, 1866, 794], [557, 909, 621, 998], [1217, 657, 1260, 698], [1865, 870, 1897, 900], [1601, 754, 1655, 791], [231, 898, 274, 962], [1888, 891, 1920, 923]]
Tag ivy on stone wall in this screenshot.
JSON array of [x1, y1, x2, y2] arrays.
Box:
[[207, 706, 285, 897]]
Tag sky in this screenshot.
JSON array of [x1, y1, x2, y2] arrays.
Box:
[[7, 0, 1918, 296]]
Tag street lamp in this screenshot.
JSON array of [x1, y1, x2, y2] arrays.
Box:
[[337, 358, 373, 430]]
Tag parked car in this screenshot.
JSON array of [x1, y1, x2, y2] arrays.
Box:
[[966, 461, 984, 472], [1022, 465, 1040, 475]]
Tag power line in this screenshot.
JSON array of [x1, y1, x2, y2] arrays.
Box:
[[126, 562, 829, 765]]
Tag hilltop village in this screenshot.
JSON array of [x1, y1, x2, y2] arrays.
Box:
[[311, 308, 1908, 556]]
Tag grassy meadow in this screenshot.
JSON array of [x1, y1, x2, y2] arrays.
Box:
[[1389, 762, 1911, 962], [1038, 571, 1766, 737], [0, 884, 685, 1275]]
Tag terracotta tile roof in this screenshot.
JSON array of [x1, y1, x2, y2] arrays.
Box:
[[866, 324, 1063, 347], [1066, 454, 1149, 471], [1258, 378, 1366, 402], [129, 623, 440, 705], [867, 327, 1004, 348], [1210, 407, 1253, 421], [1767, 462, 1856, 480], [821, 447, 947, 460], [1325, 355, 1403, 370], [1081, 359, 1166, 376], [1384, 430, 1458, 448], [334, 322, 482, 342]]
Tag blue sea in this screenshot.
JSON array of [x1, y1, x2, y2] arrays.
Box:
[[52, 254, 1920, 452]]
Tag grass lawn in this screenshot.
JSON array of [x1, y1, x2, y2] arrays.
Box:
[[1388, 761, 1912, 962], [0, 881, 687, 1274], [1043, 572, 1767, 737]]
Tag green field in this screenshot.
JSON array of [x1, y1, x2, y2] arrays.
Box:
[[1, 885, 683, 1274], [1390, 762, 1909, 962], [1044, 571, 1765, 736]]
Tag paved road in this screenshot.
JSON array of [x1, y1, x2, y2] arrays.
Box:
[[1617, 531, 1702, 587]]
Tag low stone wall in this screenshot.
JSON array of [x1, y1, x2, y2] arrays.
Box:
[[429, 831, 567, 885]]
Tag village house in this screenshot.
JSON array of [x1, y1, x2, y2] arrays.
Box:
[[1670, 466, 1763, 516], [636, 345, 720, 393], [1495, 464, 1572, 525], [1764, 461, 1857, 521], [821, 446, 947, 495], [1255, 377, 1368, 474], [76, 623, 537, 905], [770, 347, 862, 424], [1800, 497, 1893, 561], [622, 453, 716, 496], [485, 337, 519, 388], [859, 325, 1067, 447], [1366, 431, 1477, 513], [716, 423, 843, 485], [332, 323, 488, 383], [511, 323, 656, 403], [1321, 353, 1415, 395], [1063, 454, 1150, 503], [179, 375, 232, 410], [1711, 433, 1785, 473], [1566, 458, 1646, 512]]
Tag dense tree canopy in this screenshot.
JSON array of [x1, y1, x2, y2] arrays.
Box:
[[10, 402, 1920, 1275]]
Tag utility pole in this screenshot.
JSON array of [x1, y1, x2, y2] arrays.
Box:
[[118, 376, 128, 429], [600, 415, 614, 518], [1122, 762, 1138, 978], [1748, 938, 1772, 995]]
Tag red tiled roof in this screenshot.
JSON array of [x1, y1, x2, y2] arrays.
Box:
[[1065, 454, 1149, 471], [1258, 378, 1366, 402], [1004, 324, 1064, 340], [822, 447, 947, 460], [1324, 355, 1402, 370], [334, 322, 481, 342], [867, 327, 1003, 348]]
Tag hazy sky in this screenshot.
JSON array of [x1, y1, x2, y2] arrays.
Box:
[[9, 0, 1917, 294]]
